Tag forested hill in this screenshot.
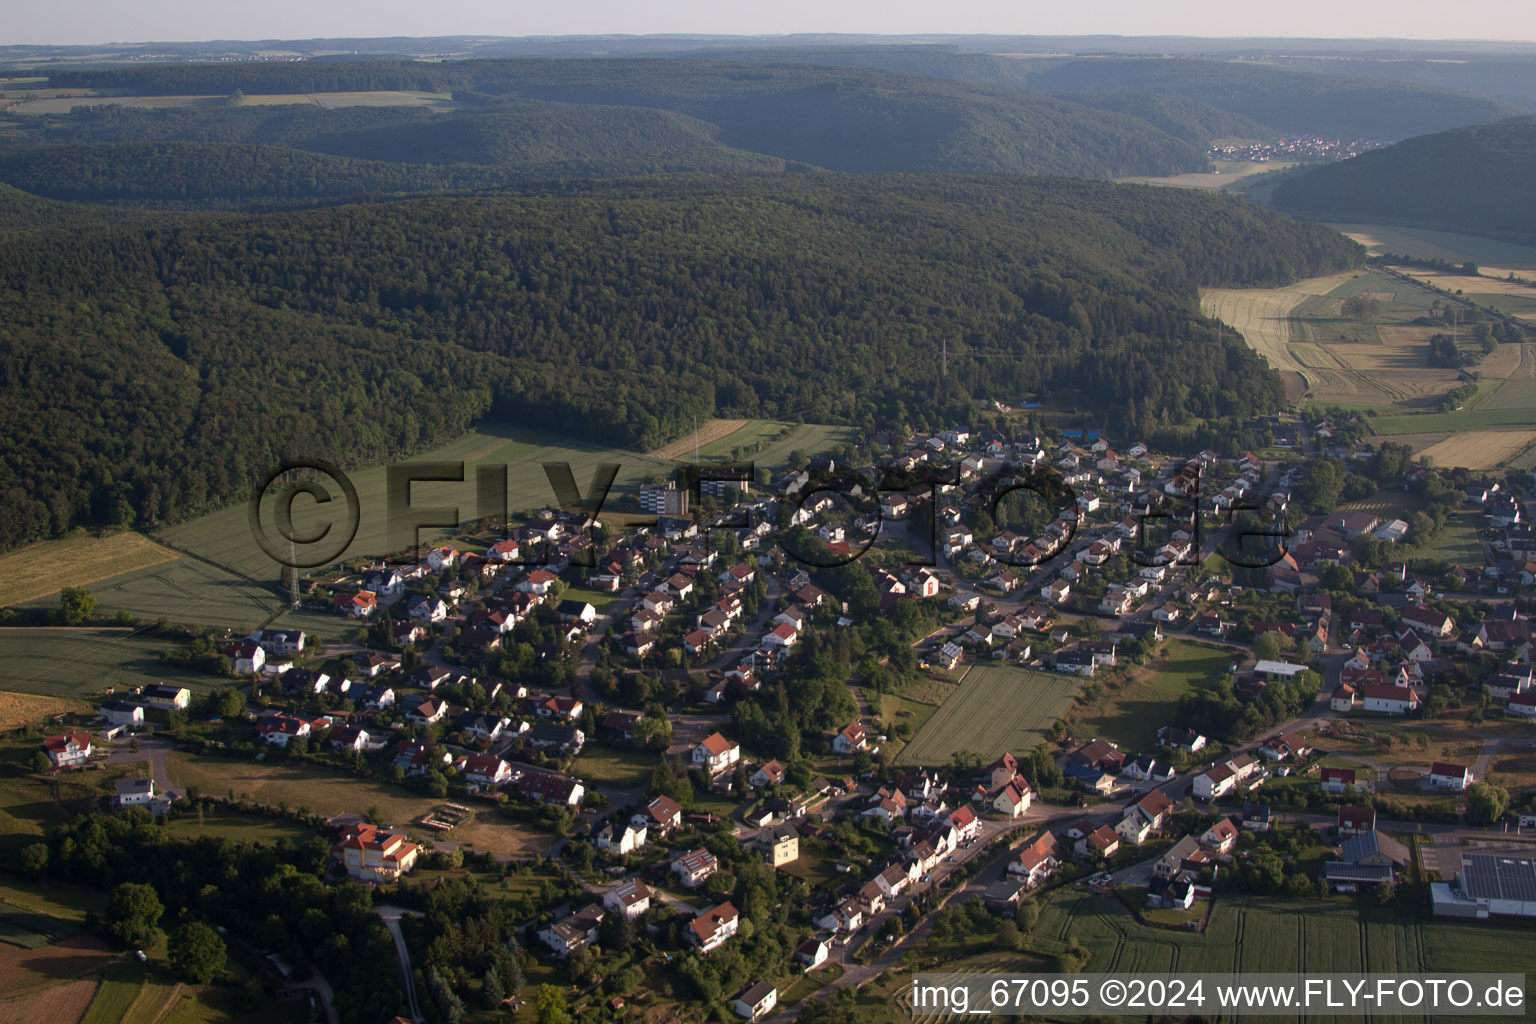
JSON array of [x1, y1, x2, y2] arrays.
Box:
[[0, 176, 1360, 549], [16, 60, 1210, 182], [1022, 58, 1527, 141], [1270, 116, 1536, 244]]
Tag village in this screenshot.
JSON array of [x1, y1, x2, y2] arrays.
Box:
[[18, 412, 1536, 1023]]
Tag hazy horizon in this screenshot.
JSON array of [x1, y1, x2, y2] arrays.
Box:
[[10, 0, 1536, 48]]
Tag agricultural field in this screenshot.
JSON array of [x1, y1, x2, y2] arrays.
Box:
[[0, 976, 98, 1024], [164, 752, 552, 858], [0, 628, 212, 702], [0, 533, 179, 608], [1036, 888, 1536, 1015], [1202, 267, 1536, 433], [721, 423, 857, 476], [0, 692, 91, 731], [1417, 430, 1536, 471], [1402, 511, 1487, 569], [8, 90, 457, 115], [155, 424, 672, 582], [1117, 160, 1294, 190], [1331, 223, 1536, 277], [896, 664, 1079, 766], [1067, 639, 1234, 752], [645, 418, 750, 461], [25, 558, 285, 633], [0, 934, 114, 1002]]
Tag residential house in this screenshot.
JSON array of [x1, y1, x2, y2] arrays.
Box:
[[602, 879, 653, 919], [693, 732, 742, 775], [538, 904, 605, 957], [672, 848, 719, 889], [687, 902, 739, 953], [732, 982, 778, 1022], [332, 823, 420, 883]]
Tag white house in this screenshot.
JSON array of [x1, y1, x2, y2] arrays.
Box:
[[693, 732, 742, 774], [732, 982, 778, 1021], [1427, 761, 1472, 791]]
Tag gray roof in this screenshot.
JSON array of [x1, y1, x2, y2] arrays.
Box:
[[1323, 861, 1393, 883], [1340, 830, 1409, 867], [1460, 853, 1536, 903], [116, 778, 153, 796]]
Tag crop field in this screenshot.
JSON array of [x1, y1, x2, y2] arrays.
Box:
[[718, 422, 857, 475], [80, 963, 182, 1024], [0, 977, 98, 1024], [10, 90, 457, 115], [1418, 430, 1536, 471], [0, 935, 114, 1001], [165, 753, 552, 857], [1371, 406, 1536, 436], [0, 533, 179, 608], [1068, 639, 1234, 751], [0, 628, 212, 701], [1035, 889, 1536, 1020], [1332, 223, 1536, 273], [156, 423, 673, 581], [896, 664, 1078, 766], [27, 558, 285, 632], [0, 692, 91, 731], [645, 419, 750, 461], [1117, 159, 1294, 190], [1202, 269, 1498, 411]]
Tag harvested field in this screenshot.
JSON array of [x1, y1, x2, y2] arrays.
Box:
[[1330, 223, 1536, 270], [0, 935, 114, 999], [0, 977, 97, 1024], [1475, 342, 1534, 380], [646, 419, 749, 461], [1418, 430, 1536, 470], [0, 533, 179, 607], [1399, 272, 1536, 296], [1200, 271, 1359, 377], [0, 692, 90, 731]]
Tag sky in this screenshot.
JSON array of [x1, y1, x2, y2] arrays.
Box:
[[13, 0, 1536, 46]]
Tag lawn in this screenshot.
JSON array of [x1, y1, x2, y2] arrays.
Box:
[[165, 752, 552, 857], [0, 880, 104, 924], [0, 628, 216, 702], [569, 744, 658, 788], [163, 805, 320, 844], [896, 664, 1080, 766], [722, 423, 857, 475], [559, 584, 619, 615], [1069, 639, 1235, 752], [1411, 511, 1485, 568]]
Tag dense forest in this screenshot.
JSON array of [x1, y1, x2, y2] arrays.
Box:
[[1021, 57, 1528, 141], [21, 60, 1214, 179], [1270, 115, 1536, 244], [0, 138, 785, 209], [0, 175, 1359, 550]]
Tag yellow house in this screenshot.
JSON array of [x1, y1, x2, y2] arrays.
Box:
[[332, 824, 420, 882], [763, 824, 799, 867]]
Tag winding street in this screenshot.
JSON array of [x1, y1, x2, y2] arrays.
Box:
[[376, 905, 425, 1024]]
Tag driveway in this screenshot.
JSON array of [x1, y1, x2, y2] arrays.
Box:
[[376, 905, 425, 1024]]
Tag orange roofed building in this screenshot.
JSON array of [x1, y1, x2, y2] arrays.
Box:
[[332, 823, 420, 882]]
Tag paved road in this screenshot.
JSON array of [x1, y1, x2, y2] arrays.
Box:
[[101, 737, 182, 799], [377, 905, 425, 1024], [284, 968, 341, 1024]]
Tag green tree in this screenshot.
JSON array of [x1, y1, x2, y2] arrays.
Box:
[[533, 984, 572, 1024], [57, 586, 98, 626], [105, 882, 163, 947], [19, 843, 48, 875], [1466, 782, 1510, 826], [169, 920, 226, 983]]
